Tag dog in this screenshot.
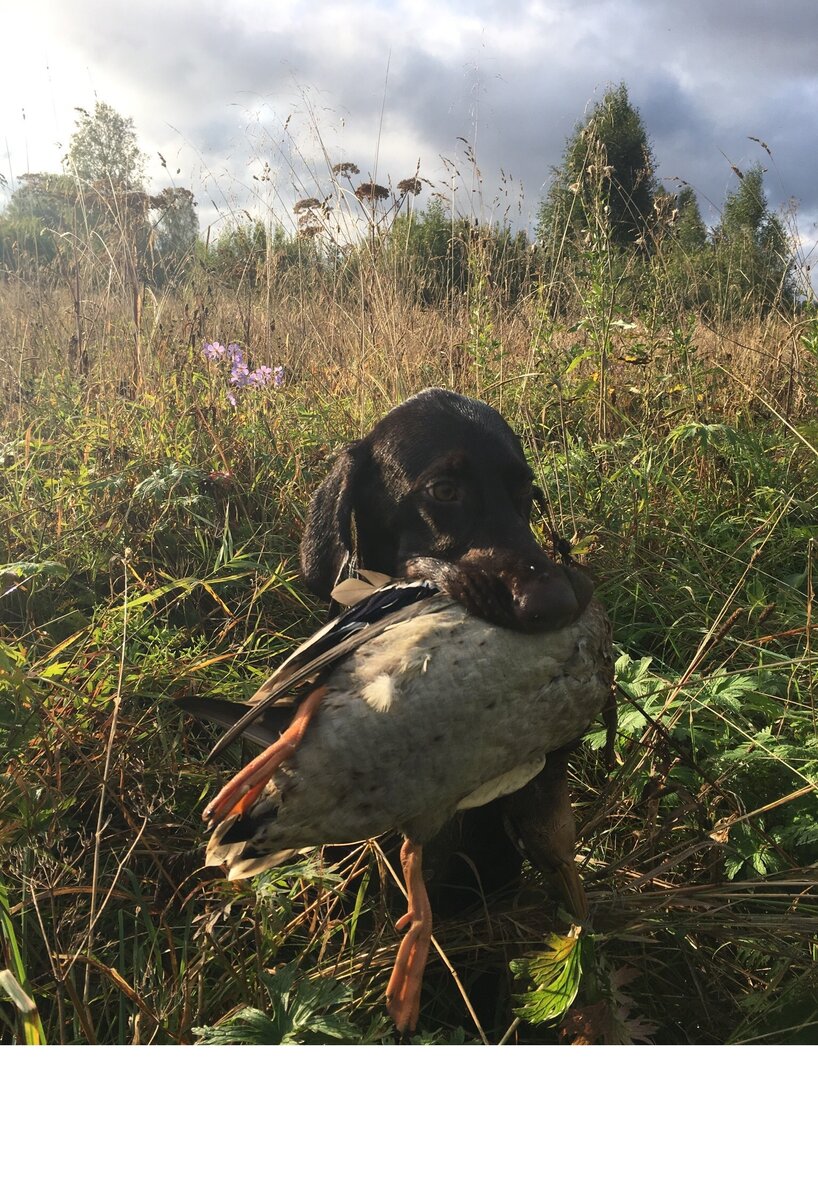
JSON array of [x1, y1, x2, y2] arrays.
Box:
[[300, 387, 593, 632], [299, 387, 603, 907]]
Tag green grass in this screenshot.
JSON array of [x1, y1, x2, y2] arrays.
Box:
[[1, 235, 817, 1045]]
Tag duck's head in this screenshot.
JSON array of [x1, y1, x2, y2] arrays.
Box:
[[405, 546, 595, 634]]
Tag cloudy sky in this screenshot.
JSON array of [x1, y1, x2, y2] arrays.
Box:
[[3, 0, 817, 253]]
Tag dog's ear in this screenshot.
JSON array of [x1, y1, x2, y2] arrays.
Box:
[[300, 440, 369, 600]]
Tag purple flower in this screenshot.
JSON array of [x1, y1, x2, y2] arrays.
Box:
[[202, 340, 226, 362], [248, 365, 273, 388], [201, 338, 282, 401], [230, 362, 250, 388]]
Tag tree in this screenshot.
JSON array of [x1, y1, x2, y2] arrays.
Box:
[[0, 173, 75, 272], [538, 83, 658, 252], [712, 165, 794, 313], [63, 101, 146, 187], [674, 185, 708, 253], [147, 188, 199, 283], [1, 104, 199, 284], [205, 219, 269, 286]]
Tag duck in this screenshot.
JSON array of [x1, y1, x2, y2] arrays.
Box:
[[182, 564, 614, 1033]]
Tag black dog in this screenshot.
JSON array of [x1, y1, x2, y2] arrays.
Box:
[[301, 387, 593, 633], [300, 387, 598, 906]]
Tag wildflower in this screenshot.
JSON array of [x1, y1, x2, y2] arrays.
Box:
[[247, 364, 273, 388], [230, 361, 250, 387], [297, 213, 322, 237], [202, 337, 280, 398], [398, 177, 422, 196], [203, 340, 226, 362]]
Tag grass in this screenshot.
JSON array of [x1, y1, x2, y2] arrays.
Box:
[[1, 184, 817, 1045]]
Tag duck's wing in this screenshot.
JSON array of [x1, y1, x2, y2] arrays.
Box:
[[195, 578, 441, 761]]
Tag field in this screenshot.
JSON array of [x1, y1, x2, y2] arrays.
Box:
[[1, 196, 817, 1045]]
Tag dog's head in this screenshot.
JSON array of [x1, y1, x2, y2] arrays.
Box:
[[300, 388, 593, 630]]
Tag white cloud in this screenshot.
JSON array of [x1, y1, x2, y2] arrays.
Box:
[[2, 0, 816, 251]]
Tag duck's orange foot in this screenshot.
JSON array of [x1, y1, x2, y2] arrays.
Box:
[[386, 910, 432, 1034], [385, 839, 433, 1034], [202, 687, 327, 826]]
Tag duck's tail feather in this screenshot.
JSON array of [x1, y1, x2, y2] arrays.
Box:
[[176, 695, 293, 759], [205, 814, 296, 879]]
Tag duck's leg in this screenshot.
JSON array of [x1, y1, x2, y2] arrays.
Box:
[[202, 687, 327, 825], [504, 743, 589, 921], [386, 838, 433, 1034]]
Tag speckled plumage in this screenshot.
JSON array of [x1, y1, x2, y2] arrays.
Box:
[[206, 589, 613, 879]]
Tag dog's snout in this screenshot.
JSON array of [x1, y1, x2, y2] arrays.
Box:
[[511, 565, 594, 632]]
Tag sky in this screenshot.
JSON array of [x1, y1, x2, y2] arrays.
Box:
[[2, 0, 817, 258]]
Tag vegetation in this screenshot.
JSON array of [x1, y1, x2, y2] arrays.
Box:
[[1, 90, 816, 1046]]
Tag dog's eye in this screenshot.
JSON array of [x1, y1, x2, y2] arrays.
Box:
[[427, 479, 462, 503], [514, 481, 538, 510]]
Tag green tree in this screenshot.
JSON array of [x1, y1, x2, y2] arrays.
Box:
[[712, 165, 794, 313], [389, 198, 468, 301], [538, 83, 658, 252], [1, 105, 199, 285], [0, 174, 75, 272], [674, 185, 708, 252], [387, 198, 532, 304], [63, 101, 146, 186], [204, 219, 269, 286], [147, 188, 199, 283]]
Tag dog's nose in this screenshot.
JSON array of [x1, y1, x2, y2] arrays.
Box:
[[512, 564, 594, 631]]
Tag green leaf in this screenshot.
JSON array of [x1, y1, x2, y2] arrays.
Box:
[[195, 962, 358, 1045], [511, 928, 584, 1026]]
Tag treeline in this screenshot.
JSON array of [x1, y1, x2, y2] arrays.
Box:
[[0, 89, 800, 318], [536, 83, 796, 317], [0, 103, 198, 287]]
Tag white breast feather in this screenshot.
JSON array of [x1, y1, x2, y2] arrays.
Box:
[[362, 673, 396, 712]]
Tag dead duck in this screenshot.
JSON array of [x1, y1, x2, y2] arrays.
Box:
[[184, 567, 613, 1033]]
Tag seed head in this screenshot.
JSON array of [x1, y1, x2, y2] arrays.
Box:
[[355, 182, 390, 202]]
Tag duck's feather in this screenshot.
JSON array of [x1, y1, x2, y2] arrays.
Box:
[[177, 696, 292, 749], [201, 579, 440, 762]]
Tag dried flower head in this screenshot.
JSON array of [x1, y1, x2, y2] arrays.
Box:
[[355, 182, 390, 202], [398, 177, 422, 196], [332, 162, 360, 177], [293, 197, 322, 213]]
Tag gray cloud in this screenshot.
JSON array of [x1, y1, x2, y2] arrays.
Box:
[[6, 0, 818, 244]]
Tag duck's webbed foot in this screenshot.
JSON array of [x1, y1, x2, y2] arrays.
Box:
[[385, 839, 433, 1034], [202, 687, 327, 826]]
